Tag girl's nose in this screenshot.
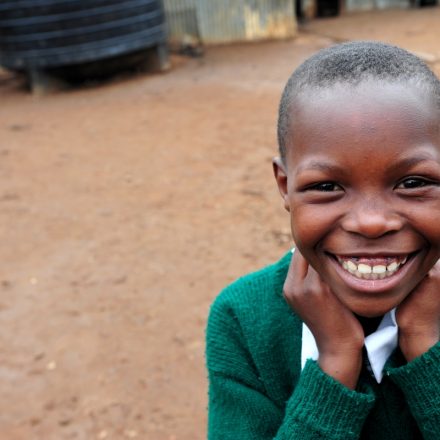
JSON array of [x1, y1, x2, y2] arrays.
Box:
[[341, 199, 403, 238]]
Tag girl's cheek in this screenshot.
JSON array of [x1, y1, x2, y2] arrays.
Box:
[[290, 222, 318, 254]]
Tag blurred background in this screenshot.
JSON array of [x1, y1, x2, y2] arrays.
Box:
[[1, 1, 440, 439]]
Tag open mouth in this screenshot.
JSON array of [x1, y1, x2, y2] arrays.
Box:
[[335, 255, 409, 280], [326, 251, 420, 288]]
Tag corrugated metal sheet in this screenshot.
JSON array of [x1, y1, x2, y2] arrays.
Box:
[[374, 0, 409, 9], [163, 0, 200, 43], [345, 0, 409, 11], [163, 0, 296, 44], [197, 0, 296, 43]]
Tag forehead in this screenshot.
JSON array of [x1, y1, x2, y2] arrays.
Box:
[[287, 82, 440, 166]]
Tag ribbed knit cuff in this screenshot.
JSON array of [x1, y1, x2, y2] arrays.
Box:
[[284, 360, 375, 439], [386, 342, 440, 435]]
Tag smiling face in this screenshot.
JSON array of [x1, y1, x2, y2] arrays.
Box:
[[274, 81, 440, 317]]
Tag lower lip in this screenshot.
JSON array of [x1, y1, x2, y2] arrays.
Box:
[[327, 253, 418, 293]]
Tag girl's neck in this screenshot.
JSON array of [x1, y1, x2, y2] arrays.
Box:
[[355, 315, 383, 337]]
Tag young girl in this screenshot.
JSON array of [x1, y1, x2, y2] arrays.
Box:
[[206, 41, 440, 439]]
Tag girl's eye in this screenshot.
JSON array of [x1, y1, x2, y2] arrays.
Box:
[[397, 178, 430, 189], [307, 182, 342, 192]]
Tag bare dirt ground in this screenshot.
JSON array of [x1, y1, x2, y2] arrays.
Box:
[[2, 7, 440, 440]]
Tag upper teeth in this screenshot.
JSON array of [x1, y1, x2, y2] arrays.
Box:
[[337, 256, 407, 280]]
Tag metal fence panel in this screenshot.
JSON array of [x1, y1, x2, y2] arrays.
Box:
[[197, 0, 296, 43], [164, 0, 296, 44], [346, 0, 409, 10], [163, 0, 200, 43]]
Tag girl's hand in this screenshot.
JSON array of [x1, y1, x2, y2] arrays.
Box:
[[396, 260, 440, 362], [283, 250, 364, 389]]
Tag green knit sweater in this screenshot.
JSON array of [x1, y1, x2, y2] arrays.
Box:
[[206, 251, 440, 439]]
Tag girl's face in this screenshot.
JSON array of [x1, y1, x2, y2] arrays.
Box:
[[274, 82, 440, 317]]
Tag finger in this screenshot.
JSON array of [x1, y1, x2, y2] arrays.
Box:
[[289, 248, 309, 282]]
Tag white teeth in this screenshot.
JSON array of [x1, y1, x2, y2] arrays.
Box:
[[358, 264, 372, 274], [336, 255, 409, 280], [387, 262, 398, 272], [372, 265, 386, 274], [346, 261, 357, 271]]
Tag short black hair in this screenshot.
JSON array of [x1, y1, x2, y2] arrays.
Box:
[[277, 41, 440, 161]]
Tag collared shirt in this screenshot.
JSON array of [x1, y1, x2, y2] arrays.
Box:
[[301, 309, 398, 383]]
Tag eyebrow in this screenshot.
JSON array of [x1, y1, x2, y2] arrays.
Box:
[[295, 160, 346, 175], [388, 155, 440, 172], [295, 153, 440, 176]]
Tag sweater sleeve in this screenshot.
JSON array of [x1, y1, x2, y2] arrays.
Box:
[[206, 298, 376, 439], [385, 342, 440, 439]]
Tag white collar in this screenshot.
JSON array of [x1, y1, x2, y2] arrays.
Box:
[[301, 309, 398, 383]]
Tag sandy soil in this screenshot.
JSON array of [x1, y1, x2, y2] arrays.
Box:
[[1, 7, 440, 440]]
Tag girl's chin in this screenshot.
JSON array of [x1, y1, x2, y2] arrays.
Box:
[[339, 296, 402, 318]]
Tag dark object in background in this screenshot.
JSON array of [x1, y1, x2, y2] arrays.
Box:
[[0, 0, 169, 93], [419, 0, 438, 6], [317, 0, 340, 17], [409, 0, 437, 7]]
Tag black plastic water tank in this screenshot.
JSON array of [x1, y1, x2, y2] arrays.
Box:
[[0, 0, 167, 70]]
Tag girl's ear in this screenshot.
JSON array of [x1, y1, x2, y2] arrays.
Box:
[[272, 157, 290, 212]]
